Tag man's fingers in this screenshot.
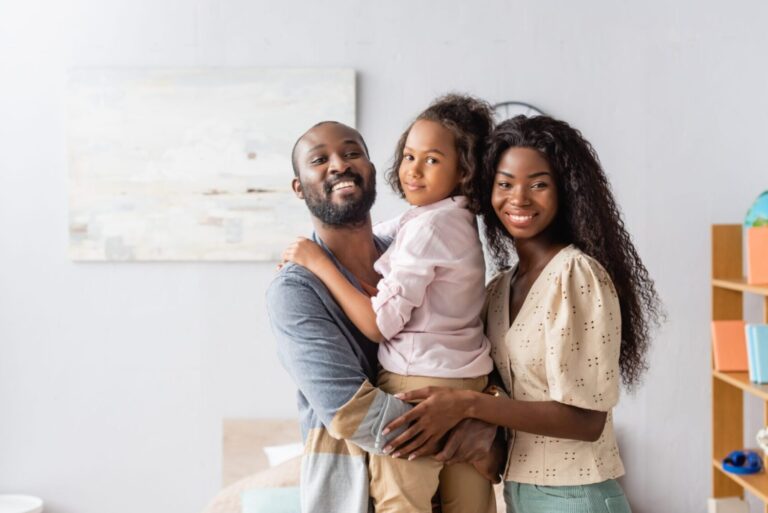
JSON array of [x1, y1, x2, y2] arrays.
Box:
[[433, 432, 460, 463]]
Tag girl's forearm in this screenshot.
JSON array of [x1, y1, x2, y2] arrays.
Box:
[[313, 259, 384, 342], [464, 392, 607, 442]]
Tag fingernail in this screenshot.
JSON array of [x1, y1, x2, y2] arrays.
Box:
[[382, 428, 390, 435], [394, 393, 404, 399], [383, 446, 392, 454], [408, 454, 416, 461], [392, 452, 400, 458]]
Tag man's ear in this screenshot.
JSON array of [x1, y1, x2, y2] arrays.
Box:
[[291, 177, 304, 199]]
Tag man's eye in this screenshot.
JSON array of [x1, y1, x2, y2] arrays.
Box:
[[311, 157, 327, 165], [345, 152, 360, 158]]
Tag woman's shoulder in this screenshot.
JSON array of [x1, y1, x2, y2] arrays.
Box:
[[485, 268, 514, 295], [553, 245, 616, 294]]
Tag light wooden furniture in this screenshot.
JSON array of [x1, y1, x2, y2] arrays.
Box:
[[712, 225, 768, 509]]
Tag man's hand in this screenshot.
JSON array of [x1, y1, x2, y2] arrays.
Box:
[[435, 419, 505, 483]]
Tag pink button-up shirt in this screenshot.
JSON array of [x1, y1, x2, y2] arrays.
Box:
[[371, 196, 493, 378]]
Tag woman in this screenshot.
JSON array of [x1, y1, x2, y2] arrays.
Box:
[[382, 115, 662, 513]]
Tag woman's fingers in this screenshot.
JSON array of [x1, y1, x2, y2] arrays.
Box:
[[392, 431, 431, 459], [383, 407, 419, 435], [382, 422, 422, 454]]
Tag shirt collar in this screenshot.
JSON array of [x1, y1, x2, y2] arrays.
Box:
[[400, 195, 469, 225]]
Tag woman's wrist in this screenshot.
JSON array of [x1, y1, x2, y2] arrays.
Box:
[[463, 389, 484, 420]]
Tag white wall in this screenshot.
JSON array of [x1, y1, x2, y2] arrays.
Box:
[[1, 1, 766, 512]]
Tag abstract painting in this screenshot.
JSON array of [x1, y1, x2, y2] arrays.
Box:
[[67, 68, 355, 261]]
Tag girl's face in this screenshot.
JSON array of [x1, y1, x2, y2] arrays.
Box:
[[491, 147, 559, 240], [398, 120, 461, 207]]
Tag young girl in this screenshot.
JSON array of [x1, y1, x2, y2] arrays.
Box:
[[384, 115, 662, 513], [282, 94, 497, 513]]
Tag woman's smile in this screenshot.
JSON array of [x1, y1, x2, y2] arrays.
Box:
[[491, 147, 558, 240]]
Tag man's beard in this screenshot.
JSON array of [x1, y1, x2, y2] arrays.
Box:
[[302, 170, 377, 227]]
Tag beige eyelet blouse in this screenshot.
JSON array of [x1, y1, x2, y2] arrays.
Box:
[[484, 245, 625, 486]]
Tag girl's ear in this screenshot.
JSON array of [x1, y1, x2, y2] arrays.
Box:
[[292, 177, 304, 199]]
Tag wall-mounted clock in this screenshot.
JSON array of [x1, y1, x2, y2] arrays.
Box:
[[492, 101, 545, 123]]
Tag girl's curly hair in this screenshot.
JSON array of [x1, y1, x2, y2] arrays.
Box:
[[478, 115, 663, 388], [386, 94, 493, 214]]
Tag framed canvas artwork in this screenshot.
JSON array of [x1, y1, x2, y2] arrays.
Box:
[[67, 68, 356, 261]]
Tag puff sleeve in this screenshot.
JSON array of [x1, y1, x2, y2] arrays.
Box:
[[543, 255, 621, 412]]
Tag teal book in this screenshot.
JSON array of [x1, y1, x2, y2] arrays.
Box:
[[747, 324, 768, 384]]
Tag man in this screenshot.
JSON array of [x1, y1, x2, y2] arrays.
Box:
[[266, 121, 501, 513]]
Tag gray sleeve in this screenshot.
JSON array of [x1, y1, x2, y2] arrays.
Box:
[[266, 268, 411, 453]]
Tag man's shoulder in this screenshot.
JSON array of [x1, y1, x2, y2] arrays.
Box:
[[267, 263, 327, 306]]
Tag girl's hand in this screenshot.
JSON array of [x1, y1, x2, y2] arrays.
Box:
[[381, 387, 472, 460], [281, 237, 330, 274]]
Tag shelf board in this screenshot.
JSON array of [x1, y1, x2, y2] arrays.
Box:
[[713, 371, 768, 401], [713, 458, 768, 502], [712, 278, 768, 296]]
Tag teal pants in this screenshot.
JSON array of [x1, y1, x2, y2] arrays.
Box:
[[503, 479, 631, 513]]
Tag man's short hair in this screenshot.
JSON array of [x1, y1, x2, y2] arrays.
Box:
[[290, 121, 370, 176]]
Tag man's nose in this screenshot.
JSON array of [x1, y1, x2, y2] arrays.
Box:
[[328, 153, 347, 174]]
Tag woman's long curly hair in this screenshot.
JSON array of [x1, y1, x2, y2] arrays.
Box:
[[478, 115, 662, 388], [386, 94, 494, 214]]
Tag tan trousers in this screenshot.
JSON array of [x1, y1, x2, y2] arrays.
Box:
[[369, 370, 496, 513]]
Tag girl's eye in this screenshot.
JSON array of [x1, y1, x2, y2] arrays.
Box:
[[426, 157, 438, 164], [403, 154, 414, 161]]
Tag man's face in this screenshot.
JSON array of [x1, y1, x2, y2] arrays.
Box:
[[292, 123, 376, 226]]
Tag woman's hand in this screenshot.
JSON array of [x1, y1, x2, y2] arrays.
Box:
[[281, 237, 330, 274], [382, 387, 472, 460]]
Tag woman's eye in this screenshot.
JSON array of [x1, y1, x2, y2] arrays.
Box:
[[496, 181, 510, 189], [531, 182, 548, 189], [403, 154, 414, 161]]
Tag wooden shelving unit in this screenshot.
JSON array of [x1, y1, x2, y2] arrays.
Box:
[[712, 224, 768, 510]]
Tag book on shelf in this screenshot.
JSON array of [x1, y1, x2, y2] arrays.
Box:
[[746, 323, 768, 384], [711, 320, 748, 372], [746, 226, 768, 285]]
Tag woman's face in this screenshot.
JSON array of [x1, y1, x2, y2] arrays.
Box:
[[398, 120, 461, 207], [491, 147, 559, 240]]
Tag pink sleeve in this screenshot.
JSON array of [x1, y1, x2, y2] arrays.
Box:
[[371, 222, 451, 340]]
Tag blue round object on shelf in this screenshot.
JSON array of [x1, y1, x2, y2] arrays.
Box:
[[722, 450, 763, 475], [745, 191, 768, 227]]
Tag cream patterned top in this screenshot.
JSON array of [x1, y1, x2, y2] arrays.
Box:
[[485, 245, 625, 486]]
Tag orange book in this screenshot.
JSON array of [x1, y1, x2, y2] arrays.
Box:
[[711, 320, 748, 371], [747, 227, 768, 285]]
